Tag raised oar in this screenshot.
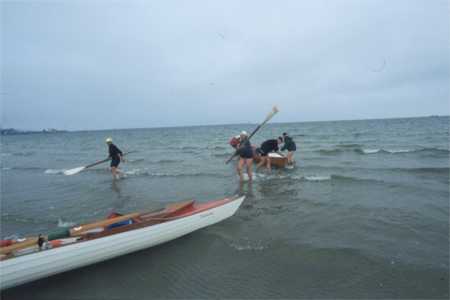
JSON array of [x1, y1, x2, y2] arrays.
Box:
[[64, 151, 135, 176], [225, 106, 279, 164]]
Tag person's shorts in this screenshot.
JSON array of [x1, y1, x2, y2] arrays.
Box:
[[111, 157, 120, 168], [256, 148, 269, 156], [238, 148, 254, 159], [287, 144, 296, 152]]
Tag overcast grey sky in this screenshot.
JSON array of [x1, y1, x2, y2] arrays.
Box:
[[2, 0, 449, 130]]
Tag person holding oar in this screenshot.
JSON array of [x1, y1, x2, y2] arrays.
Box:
[[64, 142, 134, 176], [236, 131, 254, 182], [106, 137, 124, 180]]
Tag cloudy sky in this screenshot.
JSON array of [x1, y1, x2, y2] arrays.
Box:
[[2, 0, 449, 130]]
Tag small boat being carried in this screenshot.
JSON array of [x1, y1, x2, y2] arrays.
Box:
[[253, 152, 288, 168], [0, 195, 245, 290]]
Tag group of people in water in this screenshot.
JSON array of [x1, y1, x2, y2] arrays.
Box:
[[230, 131, 297, 182], [104, 132, 296, 181]]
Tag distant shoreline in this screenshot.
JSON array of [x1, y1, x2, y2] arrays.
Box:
[[3, 115, 448, 134], [1, 128, 69, 136]]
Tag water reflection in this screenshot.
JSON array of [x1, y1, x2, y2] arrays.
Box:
[[110, 180, 130, 210]]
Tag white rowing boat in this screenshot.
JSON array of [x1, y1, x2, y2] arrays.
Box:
[[0, 195, 244, 290]]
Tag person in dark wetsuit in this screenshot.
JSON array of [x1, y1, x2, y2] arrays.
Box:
[[281, 132, 297, 165], [236, 131, 254, 182], [106, 137, 124, 180], [256, 137, 283, 171]]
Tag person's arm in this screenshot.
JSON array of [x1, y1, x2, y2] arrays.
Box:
[[118, 148, 125, 162]]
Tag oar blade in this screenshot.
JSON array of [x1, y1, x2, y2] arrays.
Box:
[[64, 167, 86, 176], [265, 106, 279, 122]]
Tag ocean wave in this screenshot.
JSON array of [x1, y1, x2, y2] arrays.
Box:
[[127, 158, 145, 164], [330, 174, 384, 184], [208, 146, 227, 151], [124, 168, 227, 179], [179, 146, 198, 150], [253, 173, 332, 182], [229, 242, 266, 251], [359, 148, 449, 155], [213, 153, 231, 158], [390, 167, 450, 176], [318, 149, 344, 155], [154, 159, 183, 164], [303, 175, 332, 181], [1, 166, 44, 172], [359, 148, 381, 154], [292, 174, 382, 184], [9, 151, 35, 157], [315, 146, 449, 156], [355, 148, 416, 154], [336, 143, 363, 148], [57, 219, 76, 228]]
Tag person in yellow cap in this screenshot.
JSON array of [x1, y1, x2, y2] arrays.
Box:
[[106, 137, 124, 180]]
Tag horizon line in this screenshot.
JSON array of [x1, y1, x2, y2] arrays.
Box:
[[3, 114, 449, 133]]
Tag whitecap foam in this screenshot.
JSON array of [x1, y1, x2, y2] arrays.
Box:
[[240, 173, 252, 181], [304, 175, 332, 181], [58, 219, 76, 228], [229, 242, 266, 251], [385, 149, 414, 154], [362, 149, 381, 154], [124, 169, 144, 176]]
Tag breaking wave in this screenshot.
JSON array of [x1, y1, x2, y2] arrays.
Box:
[[123, 168, 229, 179], [57, 219, 76, 228], [316, 147, 449, 157]]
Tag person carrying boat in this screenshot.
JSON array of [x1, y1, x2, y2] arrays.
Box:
[[256, 137, 283, 171], [281, 132, 296, 165], [236, 131, 254, 182], [106, 137, 124, 180]]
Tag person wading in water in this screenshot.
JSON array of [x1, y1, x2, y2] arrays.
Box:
[[236, 131, 254, 182], [106, 137, 124, 180]]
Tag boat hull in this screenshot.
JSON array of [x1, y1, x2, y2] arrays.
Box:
[[254, 152, 287, 168], [0, 196, 244, 290]]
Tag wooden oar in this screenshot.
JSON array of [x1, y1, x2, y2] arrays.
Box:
[[0, 238, 39, 255], [225, 106, 279, 164], [64, 151, 135, 176]]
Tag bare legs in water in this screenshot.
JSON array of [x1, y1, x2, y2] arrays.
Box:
[[237, 158, 253, 182]]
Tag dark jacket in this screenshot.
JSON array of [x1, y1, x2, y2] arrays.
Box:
[[260, 139, 279, 154], [281, 136, 296, 151], [108, 144, 123, 160]]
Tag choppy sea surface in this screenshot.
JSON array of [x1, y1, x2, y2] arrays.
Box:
[[1, 116, 449, 299]]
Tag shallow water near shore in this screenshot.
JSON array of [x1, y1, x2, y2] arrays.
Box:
[[1, 116, 449, 299]]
